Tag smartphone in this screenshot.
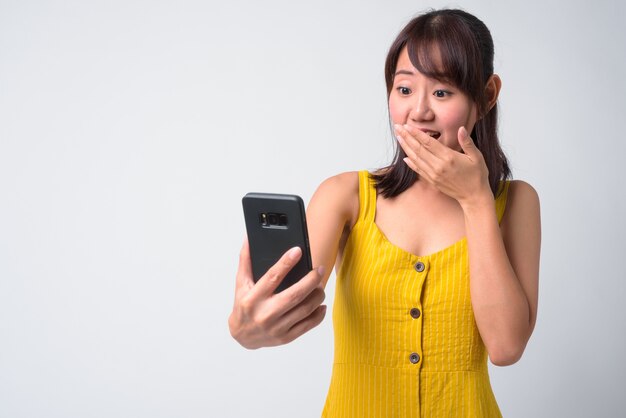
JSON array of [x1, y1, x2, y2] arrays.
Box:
[[242, 193, 312, 293]]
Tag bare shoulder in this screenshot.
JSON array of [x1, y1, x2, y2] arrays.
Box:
[[502, 180, 541, 239], [307, 172, 361, 280], [317, 171, 360, 195], [509, 180, 538, 199], [506, 180, 540, 214], [309, 171, 360, 228]]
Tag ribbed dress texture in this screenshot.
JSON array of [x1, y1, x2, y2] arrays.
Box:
[[321, 170, 510, 418]]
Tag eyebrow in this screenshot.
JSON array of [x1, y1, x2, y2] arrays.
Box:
[[394, 69, 414, 76]]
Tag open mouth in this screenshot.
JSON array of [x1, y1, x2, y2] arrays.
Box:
[[426, 131, 441, 140]]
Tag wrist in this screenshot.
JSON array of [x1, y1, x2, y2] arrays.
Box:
[[459, 185, 494, 214]]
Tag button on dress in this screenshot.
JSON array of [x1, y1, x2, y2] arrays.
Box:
[[321, 171, 510, 417]]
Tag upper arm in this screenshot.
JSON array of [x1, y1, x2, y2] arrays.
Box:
[[306, 171, 359, 288], [500, 180, 541, 332]]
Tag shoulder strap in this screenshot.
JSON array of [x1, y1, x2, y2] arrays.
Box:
[[495, 180, 510, 224], [357, 170, 377, 223]]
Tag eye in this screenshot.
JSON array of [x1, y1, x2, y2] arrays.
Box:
[[433, 89, 451, 98], [397, 86, 411, 96]]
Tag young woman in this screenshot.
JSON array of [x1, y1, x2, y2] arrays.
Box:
[[229, 9, 540, 417]]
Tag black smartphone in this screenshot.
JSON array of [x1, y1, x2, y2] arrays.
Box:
[[242, 193, 312, 293]]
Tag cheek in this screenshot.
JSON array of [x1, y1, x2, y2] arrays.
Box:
[[442, 104, 477, 131], [387, 98, 406, 123]]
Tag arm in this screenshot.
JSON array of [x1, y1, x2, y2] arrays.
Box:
[[306, 171, 360, 288], [228, 172, 357, 348], [462, 180, 540, 366], [396, 124, 541, 366]]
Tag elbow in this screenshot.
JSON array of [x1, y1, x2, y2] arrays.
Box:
[[484, 323, 533, 367], [489, 352, 521, 367], [487, 342, 526, 367]]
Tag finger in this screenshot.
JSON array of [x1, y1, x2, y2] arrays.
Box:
[[403, 157, 436, 185], [275, 285, 326, 333], [394, 125, 424, 164], [398, 136, 436, 178], [403, 125, 476, 179], [402, 124, 447, 159], [281, 304, 328, 345], [274, 265, 325, 313], [394, 125, 418, 155], [402, 156, 420, 173], [395, 125, 444, 175], [396, 131, 419, 161], [395, 128, 438, 175], [235, 238, 255, 291], [250, 246, 303, 298], [457, 126, 478, 158]]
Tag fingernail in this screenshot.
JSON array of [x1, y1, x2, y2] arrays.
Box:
[[396, 135, 404, 145], [288, 246, 301, 260], [393, 123, 402, 132], [317, 265, 326, 276], [321, 305, 327, 314]]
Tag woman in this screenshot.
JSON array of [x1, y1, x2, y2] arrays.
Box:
[[229, 8, 540, 417]]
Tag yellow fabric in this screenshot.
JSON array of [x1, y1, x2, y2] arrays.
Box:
[[321, 171, 510, 418]]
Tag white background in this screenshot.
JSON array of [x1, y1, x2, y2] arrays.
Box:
[[1, 0, 625, 417]]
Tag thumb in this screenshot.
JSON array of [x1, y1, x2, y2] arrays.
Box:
[[458, 126, 477, 156]]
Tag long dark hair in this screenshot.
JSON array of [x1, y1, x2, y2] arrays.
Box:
[[372, 9, 510, 197]]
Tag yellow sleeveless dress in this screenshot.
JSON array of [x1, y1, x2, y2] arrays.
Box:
[[321, 170, 509, 418]]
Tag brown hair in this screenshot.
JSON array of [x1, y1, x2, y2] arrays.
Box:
[[372, 9, 510, 197]]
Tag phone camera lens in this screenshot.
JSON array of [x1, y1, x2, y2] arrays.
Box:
[[279, 215, 288, 226], [268, 213, 279, 225]]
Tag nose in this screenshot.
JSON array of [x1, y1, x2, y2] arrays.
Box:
[[409, 95, 434, 122]]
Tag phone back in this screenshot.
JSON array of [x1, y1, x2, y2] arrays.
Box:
[[242, 193, 312, 293]]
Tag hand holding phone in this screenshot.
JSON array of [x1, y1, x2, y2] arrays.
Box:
[[228, 193, 327, 349], [228, 239, 327, 349]]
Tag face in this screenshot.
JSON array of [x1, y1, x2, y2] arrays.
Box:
[[388, 47, 478, 152]]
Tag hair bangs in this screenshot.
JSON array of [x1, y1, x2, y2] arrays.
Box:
[[405, 16, 485, 102], [405, 35, 455, 87]]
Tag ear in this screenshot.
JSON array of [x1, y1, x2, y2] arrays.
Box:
[[485, 74, 502, 112]]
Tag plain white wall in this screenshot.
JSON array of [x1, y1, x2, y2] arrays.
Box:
[[1, 0, 625, 417]]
